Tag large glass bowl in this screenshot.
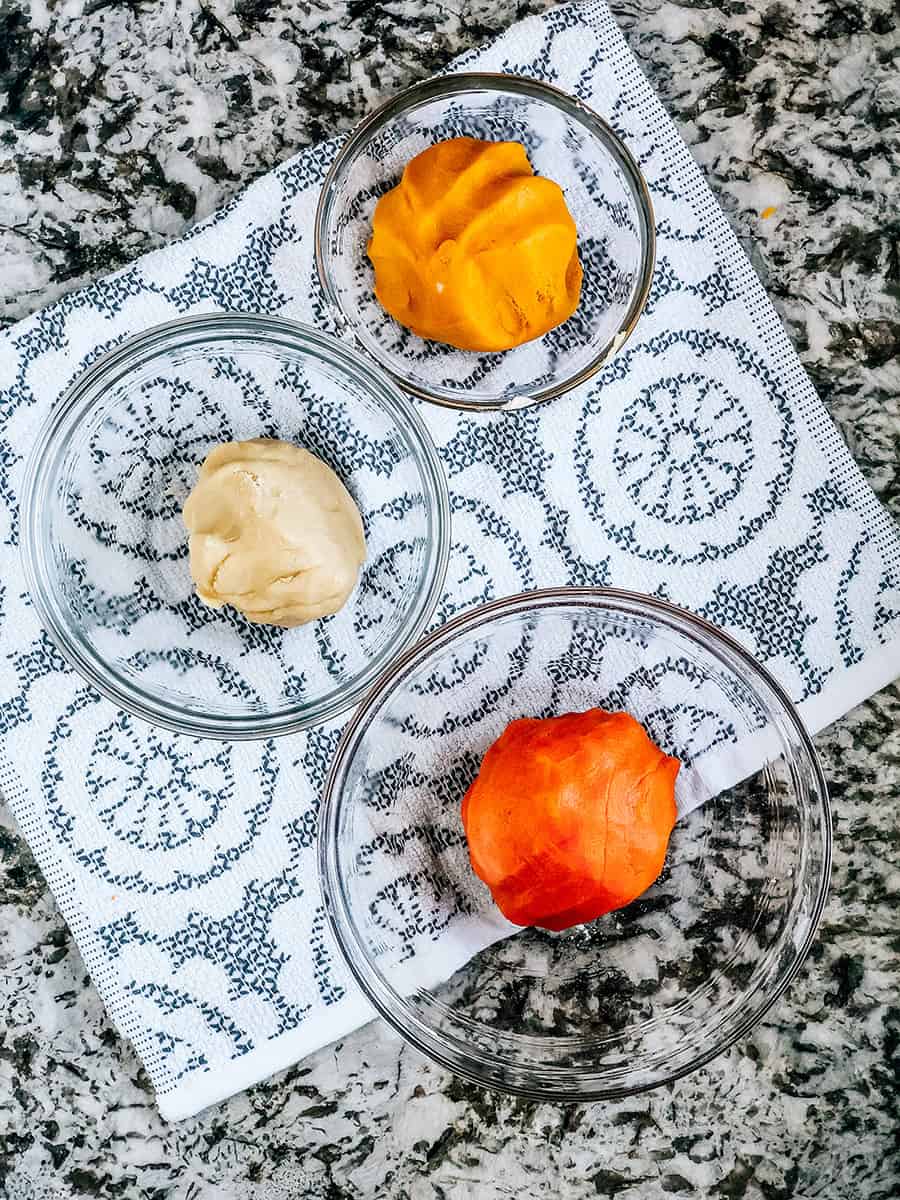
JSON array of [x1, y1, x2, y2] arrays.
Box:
[[315, 73, 655, 411], [20, 314, 450, 739], [319, 588, 831, 1100]]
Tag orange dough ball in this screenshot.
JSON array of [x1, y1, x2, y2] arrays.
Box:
[[368, 137, 583, 352], [462, 708, 680, 931]]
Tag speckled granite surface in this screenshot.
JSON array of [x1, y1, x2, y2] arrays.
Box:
[[0, 0, 898, 1196]]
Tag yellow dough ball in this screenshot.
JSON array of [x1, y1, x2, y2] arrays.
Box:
[[367, 137, 583, 352]]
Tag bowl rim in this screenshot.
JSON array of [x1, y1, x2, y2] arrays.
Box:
[[318, 585, 832, 1101], [314, 72, 657, 412], [19, 311, 451, 741]]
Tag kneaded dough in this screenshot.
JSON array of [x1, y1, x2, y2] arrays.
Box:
[[183, 438, 366, 628]]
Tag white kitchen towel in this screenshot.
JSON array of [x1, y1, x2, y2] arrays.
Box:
[[1, 0, 899, 1121]]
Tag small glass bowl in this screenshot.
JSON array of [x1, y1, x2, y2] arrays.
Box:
[[315, 73, 655, 411], [319, 588, 831, 1101], [21, 314, 450, 740]]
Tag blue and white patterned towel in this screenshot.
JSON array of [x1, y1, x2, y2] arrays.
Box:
[[1, 0, 899, 1120]]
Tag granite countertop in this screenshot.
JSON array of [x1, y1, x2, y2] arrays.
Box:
[[1, 0, 898, 1196]]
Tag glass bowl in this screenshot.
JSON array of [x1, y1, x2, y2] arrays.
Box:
[[21, 314, 450, 740], [315, 73, 655, 411], [319, 588, 831, 1100]]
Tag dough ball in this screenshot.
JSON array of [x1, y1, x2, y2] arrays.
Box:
[[367, 137, 582, 352], [183, 438, 366, 628]]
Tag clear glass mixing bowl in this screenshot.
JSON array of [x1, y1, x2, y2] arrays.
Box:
[[21, 314, 450, 739], [315, 73, 655, 411], [319, 588, 831, 1100]]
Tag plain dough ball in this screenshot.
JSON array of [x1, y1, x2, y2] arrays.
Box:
[[183, 438, 366, 628]]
